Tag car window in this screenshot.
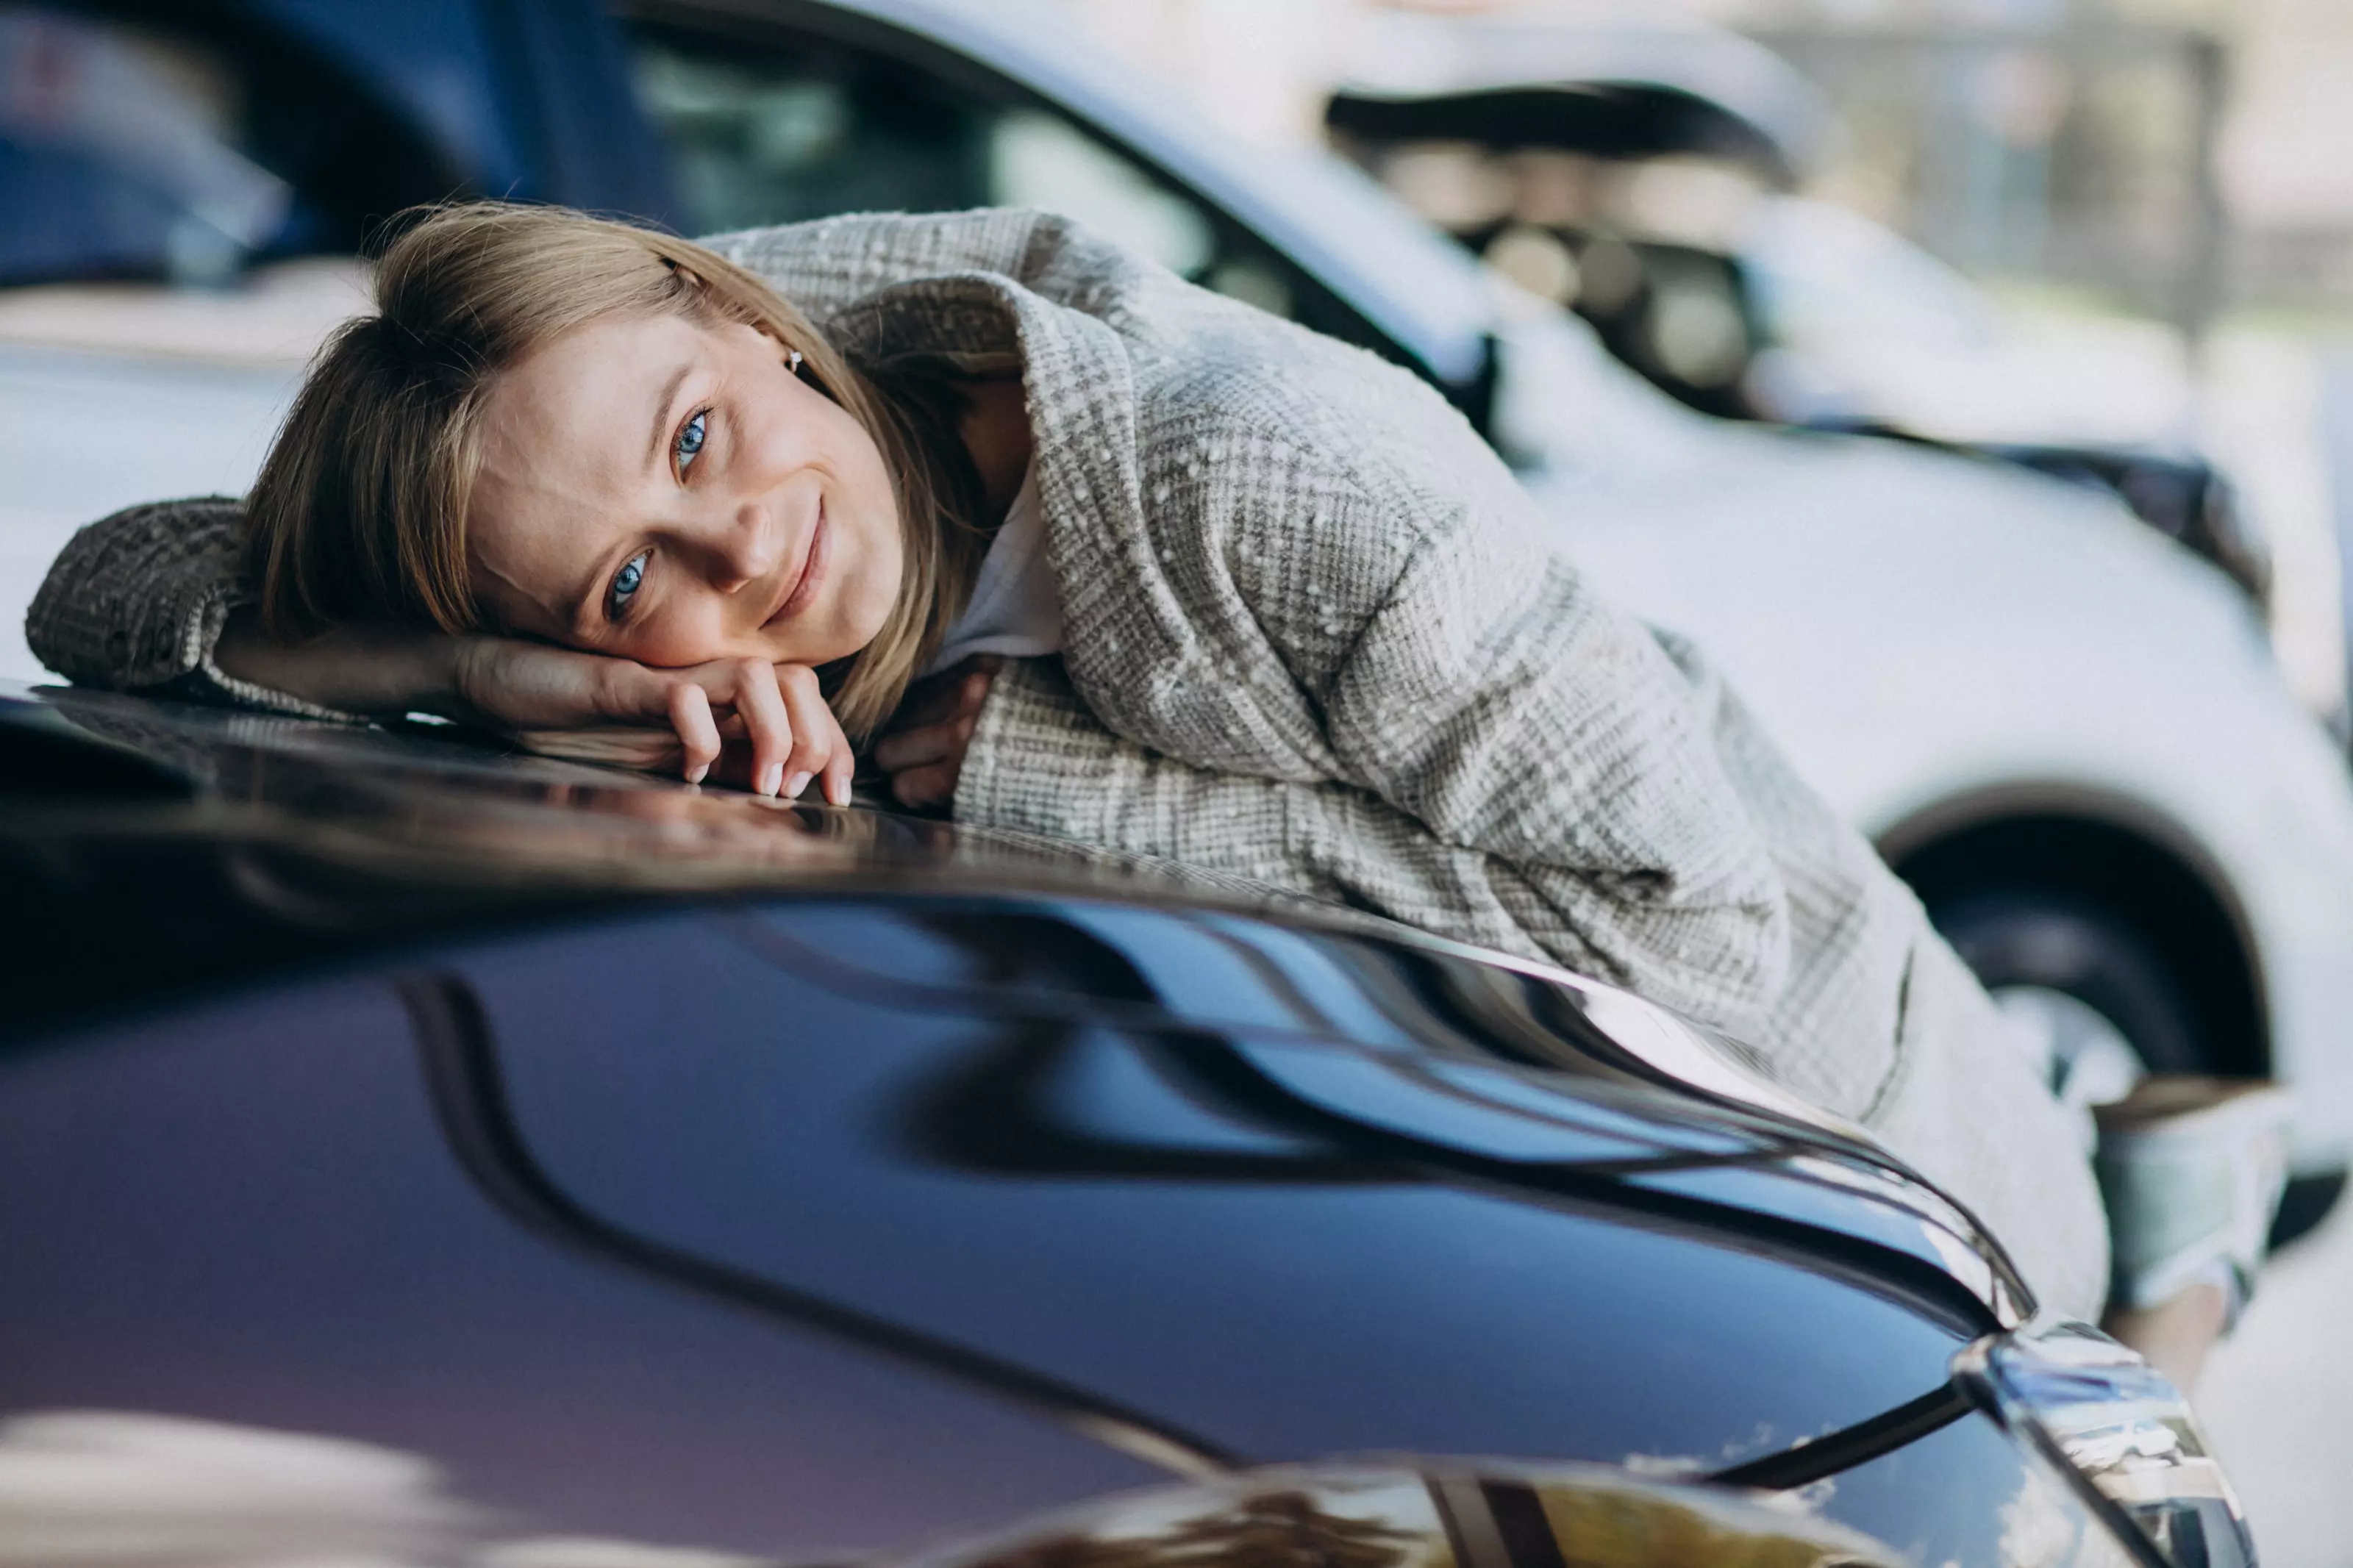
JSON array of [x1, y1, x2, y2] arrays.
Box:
[[1746, 196, 2002, 357], [0, 4, 460, 688], [0, 4, 449, 287], [0, 7, 276, 284], [625, 17, 1296, 319]]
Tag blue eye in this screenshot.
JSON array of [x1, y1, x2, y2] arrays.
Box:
[[675, 409, 707, 475], [607, 550, 649, 621]]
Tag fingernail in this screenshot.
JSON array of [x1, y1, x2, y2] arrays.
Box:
[[687, 762, 708, 785], [760, 762, 782, 796], [785, 770, 812, 799]]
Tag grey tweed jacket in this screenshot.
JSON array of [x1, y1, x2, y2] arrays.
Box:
[[26, 208, 2107, 1317]]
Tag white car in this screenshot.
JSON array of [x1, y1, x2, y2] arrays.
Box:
[[1324, 10, 2345, 735], [6, 0, 2351, 1235]]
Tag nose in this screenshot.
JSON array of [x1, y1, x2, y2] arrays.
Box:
[[698, 497, 785, 593]]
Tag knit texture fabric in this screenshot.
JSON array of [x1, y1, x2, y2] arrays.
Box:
[[24, 207, 2106, 1317]]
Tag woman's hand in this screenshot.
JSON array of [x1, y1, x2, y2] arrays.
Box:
[[873, 655, 999, 812], [215, 613, 854, 801], [452, 637, 854, 803]]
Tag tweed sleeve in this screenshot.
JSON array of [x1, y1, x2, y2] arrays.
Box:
[[957, 657, 1792, 1020], [956, 657, 1307, 880], [25, 497, 361, 721], [1307, 515, 1790, 1031]]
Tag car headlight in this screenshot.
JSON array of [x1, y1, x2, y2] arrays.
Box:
[[1954, 1320, 2254, 1568]]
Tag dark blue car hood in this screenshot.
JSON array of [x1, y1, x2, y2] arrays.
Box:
[[2, 682, 2031, 1489]]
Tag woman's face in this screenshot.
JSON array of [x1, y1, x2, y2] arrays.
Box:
[[467, 309, 905, 670]]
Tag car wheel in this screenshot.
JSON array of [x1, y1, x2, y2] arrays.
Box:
[[2273, 1172, 2346, 1251], [1931, 891, 2204, 1078], [1929, 891, 2338, 1250], [1986, 984, 2149, 1124]]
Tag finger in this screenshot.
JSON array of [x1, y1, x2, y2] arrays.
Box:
[[888, 656, 1001, 732], [724, 657, 794, 796], [822, 731, 855, 806], [666, 682, 722, 784], [961, 654, 1004, 708], [871, 718, 965, 775], [774, 665, 836, 799], [804, 683, 855, 807], [890, 761, 958, 810]]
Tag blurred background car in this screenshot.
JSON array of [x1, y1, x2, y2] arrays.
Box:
[[0, 678, 2254, 1568], [1321, 10, 2301, 718], [7, 0, 2352, 1247]]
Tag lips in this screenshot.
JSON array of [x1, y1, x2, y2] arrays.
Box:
[[764, 495, 828, 630]]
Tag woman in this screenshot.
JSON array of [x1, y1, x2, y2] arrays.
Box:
[[29, 201, 2108, 1320]]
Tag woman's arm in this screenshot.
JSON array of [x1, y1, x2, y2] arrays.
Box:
[[218, 613, 857, 802], [24, 496, 432, 724], [24, 496, 344, 713], [210, 612, 457, 716], [29, 498, 852, 801], [226, 616, 854, 799], [949, 656, 1787, 1030], [945, 451, 1790, 1034]]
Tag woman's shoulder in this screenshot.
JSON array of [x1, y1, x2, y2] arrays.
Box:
[[699, 208, 1160, 325], [1118, 305, 1554, 687], [1133, 305, 1529, 548]]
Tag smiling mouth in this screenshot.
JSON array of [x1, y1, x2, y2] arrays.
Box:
[[765, 495, 828, 629]]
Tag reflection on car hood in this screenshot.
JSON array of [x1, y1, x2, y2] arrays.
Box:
[[1, 681, 1364, 917], [0, 679, 2029, 1331]]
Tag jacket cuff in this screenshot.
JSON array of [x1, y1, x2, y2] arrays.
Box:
[[182, 584, 370, 725], [954, 656, 1120, 840]]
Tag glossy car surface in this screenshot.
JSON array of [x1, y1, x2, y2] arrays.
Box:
[[1, 679, 2183, 1567], [6, 0, 2353, 1220]]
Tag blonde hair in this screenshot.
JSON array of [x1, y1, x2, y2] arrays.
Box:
[[247, 201, 986, 743]]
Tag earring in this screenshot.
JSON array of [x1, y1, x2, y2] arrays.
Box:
[[788, 349, 805, 376]]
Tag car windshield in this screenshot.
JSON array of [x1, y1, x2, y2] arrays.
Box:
[[1745, 196, 2002, 357]]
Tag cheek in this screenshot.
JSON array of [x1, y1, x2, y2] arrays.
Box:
[[853, 500, 908, 638], [846, 504, 904, 642], [622, 590, 735, 668], [826, 413, 907, 634]]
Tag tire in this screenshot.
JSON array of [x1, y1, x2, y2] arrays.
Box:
[[1928, 891, 2204, 1076], [1928, 890, 2343, 1250], [2271, 1172, 2346, 1252]]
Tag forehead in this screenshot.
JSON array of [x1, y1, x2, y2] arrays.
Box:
[[482, 309, 707, 463]]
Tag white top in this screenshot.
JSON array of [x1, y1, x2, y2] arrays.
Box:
[[924, 461, 1064, 674]]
